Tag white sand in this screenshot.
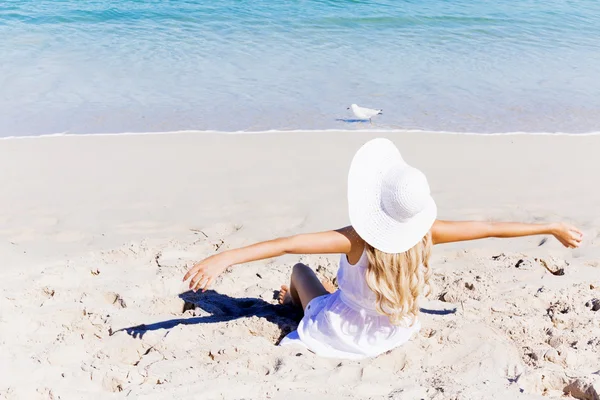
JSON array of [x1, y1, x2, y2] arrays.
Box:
[[0, 131, 599, 399]]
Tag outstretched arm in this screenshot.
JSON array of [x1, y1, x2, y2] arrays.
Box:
[[183, 227, 355, 292], [431, 220, 583, 248]]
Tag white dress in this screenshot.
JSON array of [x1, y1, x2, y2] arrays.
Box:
[[280, 249, 421, 359]]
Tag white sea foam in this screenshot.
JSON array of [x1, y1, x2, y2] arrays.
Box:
[[2, 128, 600, 141]]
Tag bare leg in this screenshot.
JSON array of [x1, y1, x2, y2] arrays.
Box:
[[278, 263, 330, 311]]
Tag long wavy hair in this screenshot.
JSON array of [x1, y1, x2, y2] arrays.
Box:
[[364, 231, 432, 326]]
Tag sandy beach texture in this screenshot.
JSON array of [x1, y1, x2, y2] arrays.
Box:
[[0, 131, 599, 400]]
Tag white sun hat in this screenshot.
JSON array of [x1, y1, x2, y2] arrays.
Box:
[[348, 138, 437, 254]]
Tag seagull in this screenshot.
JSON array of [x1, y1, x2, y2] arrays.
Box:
[[347, 104, 383, 122]]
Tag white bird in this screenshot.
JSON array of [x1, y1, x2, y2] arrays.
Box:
[[347, 104, 383, 121]]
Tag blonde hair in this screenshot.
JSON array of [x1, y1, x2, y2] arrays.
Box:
[[364, 231, 432, 326]]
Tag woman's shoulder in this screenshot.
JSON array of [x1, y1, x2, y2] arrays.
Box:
[[340, 226, 366, 265]]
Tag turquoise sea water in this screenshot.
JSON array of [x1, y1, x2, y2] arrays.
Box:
[[1, 0, 600, 136]]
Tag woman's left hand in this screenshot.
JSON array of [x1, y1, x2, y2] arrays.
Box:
[[183, 254, 231, 292], [550, 223, 584, 248]]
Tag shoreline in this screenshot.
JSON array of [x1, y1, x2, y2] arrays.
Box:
[[2, 128, 600, 141]]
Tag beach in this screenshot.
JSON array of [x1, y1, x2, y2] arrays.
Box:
[[0, 130, 599, 399]]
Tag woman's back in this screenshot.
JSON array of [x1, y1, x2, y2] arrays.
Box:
[[285, 248, 421, 359], [336, 248, 379, 313]]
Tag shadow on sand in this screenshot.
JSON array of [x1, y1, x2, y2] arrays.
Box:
[[115, 290, 301, 344], [114, 290, 456, 343]]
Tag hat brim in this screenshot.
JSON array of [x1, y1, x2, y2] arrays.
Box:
[[347, 138, 437, 254]]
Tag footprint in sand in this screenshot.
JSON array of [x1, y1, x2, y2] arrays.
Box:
[[438, 278, 480, 303], [104, 292, 127, 309], [519, 370, 600, 400]]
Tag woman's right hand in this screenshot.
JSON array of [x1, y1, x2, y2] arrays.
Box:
[[183, 254, 231, 292], [550, 223, 583, 248]]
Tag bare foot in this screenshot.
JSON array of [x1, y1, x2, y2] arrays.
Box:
[[278, 285, 293, 305], [322, 278, 337, 294]]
